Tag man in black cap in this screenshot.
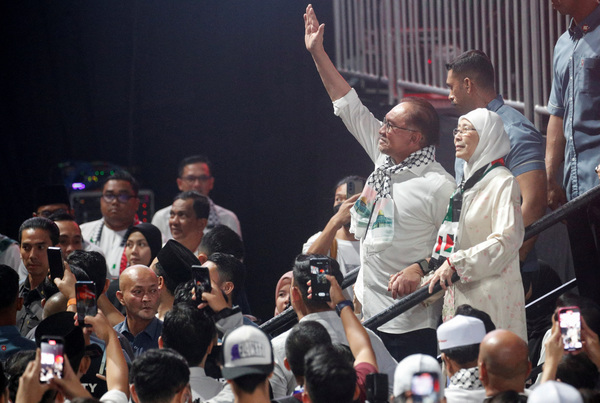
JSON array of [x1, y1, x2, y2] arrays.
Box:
[[151, 240, 198, 320], [33, 184, 74, 218]]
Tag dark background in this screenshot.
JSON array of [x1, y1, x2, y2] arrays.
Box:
[[1, 1, 456, 321]]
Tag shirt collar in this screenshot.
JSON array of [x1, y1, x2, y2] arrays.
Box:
[[119, 316, 161, 338], [486, 94, 505, 113], [568, 5, 600, 39]]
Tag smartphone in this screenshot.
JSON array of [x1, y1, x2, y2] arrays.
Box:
[[76, 281, 97, 326], [346, 178, 365, 199], [310, 258, 330, 301], [40, 336, 65, 383], [192, 265, 212, 302], [47, 246, 64, 281], [558, 306, 583, 351], [366, 373, 389, 403], [411, 372, 440, 403]]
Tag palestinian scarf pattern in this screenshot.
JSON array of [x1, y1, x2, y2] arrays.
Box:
[[450, 367, 483, 390], [350, 145, 435, 241]]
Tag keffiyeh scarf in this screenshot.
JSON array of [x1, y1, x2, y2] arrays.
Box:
[[350, 145, 436, 242]]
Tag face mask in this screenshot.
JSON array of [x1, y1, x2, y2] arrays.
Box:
[[333, 203, 342, 216]]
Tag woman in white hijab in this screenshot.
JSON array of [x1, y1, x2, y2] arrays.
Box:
[[427, 108, 527, 341]]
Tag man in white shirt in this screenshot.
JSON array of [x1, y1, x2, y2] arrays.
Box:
[[302, 176, 363, 280], [269, 254, 397, 399], [80, 171, 140, 279], [152, 155, 241, 242], [304, 5, 455, 360], [169, 191, 209, 256]]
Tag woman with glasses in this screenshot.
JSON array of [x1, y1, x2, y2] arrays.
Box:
[[426, 108, 527, 341]]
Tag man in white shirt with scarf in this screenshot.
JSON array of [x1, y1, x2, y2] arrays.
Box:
[[304, 5, 455, 361]]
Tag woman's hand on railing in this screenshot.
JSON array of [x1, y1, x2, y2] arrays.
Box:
[[427, 260, 455, 294]]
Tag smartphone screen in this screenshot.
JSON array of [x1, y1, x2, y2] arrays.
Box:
[[559, 306, 583, 351], [310, 258, 330, 301], [411, 372, 440, 403], [192, 265, 212, 302], [47, 246, 64, 281], [346, 179, 365, 199], [76, 281, 97, 326], [40, 336, 65, 383]]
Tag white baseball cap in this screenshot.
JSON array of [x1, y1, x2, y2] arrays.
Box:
[[528, 381, 583, 403], [221, 325, 274, 380], [437, 315, 486, 350], [393, 354, 444, 398]]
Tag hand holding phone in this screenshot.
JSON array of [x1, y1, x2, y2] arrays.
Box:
[[411, 372, 441, 403], [47, 247, 64, 281], [558, 306, 583, 351], [76, 281, 97, 327], [192, 265, 212, 303], [310, 258, 331, 301], [40, 336, 65, 383]]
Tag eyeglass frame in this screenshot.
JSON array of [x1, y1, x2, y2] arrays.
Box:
[[382, 118, 419, 134], [102, 192, 137, 203], [452, 127, 478, 137]]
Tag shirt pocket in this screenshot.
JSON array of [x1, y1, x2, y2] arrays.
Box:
[[576, 57, 600, 130], [582, 57, 600, 95]]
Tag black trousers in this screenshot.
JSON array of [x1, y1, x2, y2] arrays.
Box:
[[375, 327, 438, 362], [567, 204, 600, 306]]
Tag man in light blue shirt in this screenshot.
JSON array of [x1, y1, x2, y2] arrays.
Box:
[[546, 1, 600, 306]]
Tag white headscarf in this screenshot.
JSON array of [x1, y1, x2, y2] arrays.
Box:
[[459, 108, 510, 181]]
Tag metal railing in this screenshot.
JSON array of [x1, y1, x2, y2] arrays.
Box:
[[333, 0, 569, 128], [261, 184, 600, 336]]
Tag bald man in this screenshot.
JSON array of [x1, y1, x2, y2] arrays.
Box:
[[478, 329, 531, 399], [114, 265, 162, 356]]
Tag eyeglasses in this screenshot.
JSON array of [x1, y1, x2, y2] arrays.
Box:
[[102, 193, 136, 203], [452, 127, 477, 137], [180, 175, 212, 183], [382, 118, 419, 134]]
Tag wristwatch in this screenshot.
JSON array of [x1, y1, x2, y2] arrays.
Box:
[[414, 259, 430, 275], [335, 300, 354, 316], [212, 306, 241, 322]]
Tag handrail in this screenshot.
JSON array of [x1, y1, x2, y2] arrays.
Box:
[[261, 185, 600, 336]]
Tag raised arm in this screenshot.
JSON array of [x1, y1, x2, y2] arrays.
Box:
[[326, 274, 377, 370], [545, 115, 567, 210], [304, 4, 351, 102], [306, 194, 359, 255]]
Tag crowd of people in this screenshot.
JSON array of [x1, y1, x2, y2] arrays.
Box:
[[1, 1, 599, 402]]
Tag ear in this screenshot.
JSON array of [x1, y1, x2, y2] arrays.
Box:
[[157, 276, 165, 290], [197, 218, 208, 232], [206, 338, 215, 355], [463, 77, 472, 92], [16, 297, 24, 311], [290, 285, 302, 303], [41, 298, 46, 308], [222, 281, 234, 297], [197, 253, 208, 264], [116, 290, 125, 306], [130, 384, 139, 403], [78, 355, 91, 378], [102, 279, 111, 295], [478, 360, 487, 384], [158, 336, 164, 349], [284, 357, 291, 371]]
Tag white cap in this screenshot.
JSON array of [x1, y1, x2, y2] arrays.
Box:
[[528, 381, 583, 403], [437, 315, 486, 350], [393, 354, 444, 398], [221, 325, 274, 380]]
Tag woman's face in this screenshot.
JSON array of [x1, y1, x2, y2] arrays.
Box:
[[454, 118, 480, 162], [125, 231, 152, 266], [276, 279, 292, 314]]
